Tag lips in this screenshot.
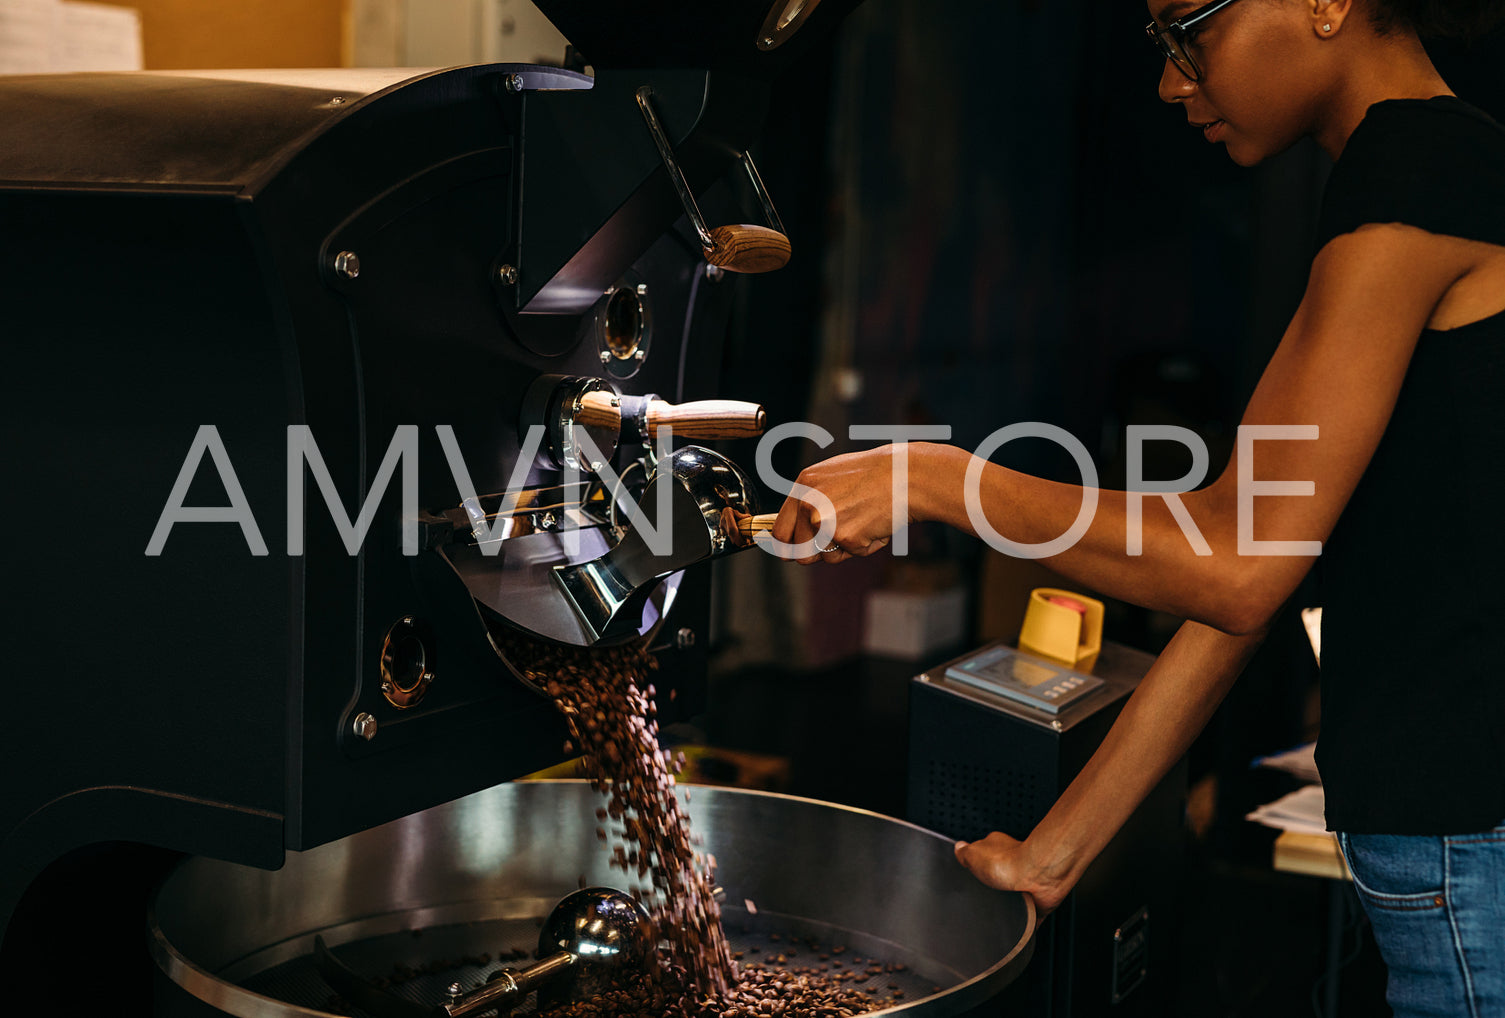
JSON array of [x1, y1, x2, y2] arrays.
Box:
[[1191, 118, 1226, 142]]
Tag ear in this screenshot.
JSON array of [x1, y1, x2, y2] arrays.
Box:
[[1310, 0, 1355, 37]]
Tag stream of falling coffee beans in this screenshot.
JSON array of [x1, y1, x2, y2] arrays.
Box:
[[500, 633, 894, 1018]]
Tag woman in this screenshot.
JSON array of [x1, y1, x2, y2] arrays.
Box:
[[771, 0, 1505, 1012]]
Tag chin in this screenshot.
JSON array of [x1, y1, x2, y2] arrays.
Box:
[[1223, 138, 1268, 168], [1227, 127, 1307, 168]]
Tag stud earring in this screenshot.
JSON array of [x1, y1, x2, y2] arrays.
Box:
[[1323, 23, 1332, 31]]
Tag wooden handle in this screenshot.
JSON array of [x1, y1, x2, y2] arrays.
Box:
[[576, 390, 621, 429], [705, 224, 791, 274], [646, 399, 766, 439], [736, 513, 778, 539], [578, 391, 766, 439]]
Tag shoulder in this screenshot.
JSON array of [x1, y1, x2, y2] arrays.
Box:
[[1342, 96, 1505, 160], [1353, 95, 1504, 135], [1318, 97, 1505, 251]]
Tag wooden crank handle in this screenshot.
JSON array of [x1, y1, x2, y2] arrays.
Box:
[[575, 390, 622, 429], [705, 224, 791, 274], [645, 399, 766, 439], [736, 514, 779, 540], [577, 391, 767, 439]]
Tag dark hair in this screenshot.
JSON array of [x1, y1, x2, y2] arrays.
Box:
[[1368, 0, 1505, 39]]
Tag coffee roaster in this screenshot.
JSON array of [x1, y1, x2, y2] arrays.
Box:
[[0, 2, 897, 1008]]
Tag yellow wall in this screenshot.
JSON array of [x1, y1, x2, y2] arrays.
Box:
[[94, 0, 346, 69]]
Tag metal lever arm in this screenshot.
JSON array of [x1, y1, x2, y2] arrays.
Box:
[[443, 952, 574, 1017], [313, 935, 576, 1018], [635, 86, 791, 273], [576, 390, 767, 440]]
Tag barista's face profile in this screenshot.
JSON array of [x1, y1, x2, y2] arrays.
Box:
[[1148, 0, 1343, 167]]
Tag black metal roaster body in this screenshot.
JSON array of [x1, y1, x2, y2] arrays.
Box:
[[0, 3, 1034, 1014]]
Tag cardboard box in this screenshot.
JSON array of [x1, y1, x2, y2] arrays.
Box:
[[862, 585, 968, 659]]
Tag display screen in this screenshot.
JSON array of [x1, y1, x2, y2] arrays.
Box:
[[1009, 657, 1058, 688]]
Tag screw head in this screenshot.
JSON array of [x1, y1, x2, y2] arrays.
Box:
[[330, 95, 346, 105], [333, 250, 360, 280], [505, 73, 525, 92], [599, 349, 613, 364], [497, 263, 518, 286], [445, 981, 464, 1002], [633, 349, 646, 361], [705, 264, 725, 283], [636, 283, 649, 296], [675, 627, 696, 650], [353, 712, 378, 741]]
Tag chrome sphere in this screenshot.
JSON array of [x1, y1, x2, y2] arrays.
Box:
[[537, 887, 654, 998]]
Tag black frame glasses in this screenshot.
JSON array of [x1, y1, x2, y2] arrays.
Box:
[[1146, 0, 1249, 82]]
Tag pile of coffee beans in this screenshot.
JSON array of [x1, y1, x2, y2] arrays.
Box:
[[493, 935, 914, 1018], [529, 953, 893, 1018]]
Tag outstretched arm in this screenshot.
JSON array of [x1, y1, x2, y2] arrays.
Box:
[[955, 619, 1267, 912], [774, 223, 1482, 633]]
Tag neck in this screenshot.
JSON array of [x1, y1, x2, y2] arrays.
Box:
[[1313, 31, 1452, 161]]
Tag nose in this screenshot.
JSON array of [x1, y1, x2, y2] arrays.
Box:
[[1157, 58, 1196, 103]]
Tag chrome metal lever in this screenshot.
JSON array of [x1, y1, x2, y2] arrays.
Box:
[[635, 86, 791, 273]]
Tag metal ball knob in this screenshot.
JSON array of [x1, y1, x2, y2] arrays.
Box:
[[536, 887, 654, 999], [316, 887, 654, 1017]]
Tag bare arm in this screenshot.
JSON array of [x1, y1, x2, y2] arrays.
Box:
[[773, 224, 1481, 633], [955, 619, 1266, 911]]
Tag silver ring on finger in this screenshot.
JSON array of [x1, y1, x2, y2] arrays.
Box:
[[818, 543, 843, 554]]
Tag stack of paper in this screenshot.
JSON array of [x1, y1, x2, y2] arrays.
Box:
[[0, 0, 141, 74], [1246, 783, 1328, 836]]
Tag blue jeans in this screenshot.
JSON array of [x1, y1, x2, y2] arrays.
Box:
[[1337, 823, 1505, 1018]]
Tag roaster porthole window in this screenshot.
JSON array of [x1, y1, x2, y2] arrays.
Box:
[[593, 277, 653, 380]]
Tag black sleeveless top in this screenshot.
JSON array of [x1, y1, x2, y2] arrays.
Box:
[[1314, 96, 1505, 835]]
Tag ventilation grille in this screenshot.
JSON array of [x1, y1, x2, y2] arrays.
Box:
[[919, 759, 1046, 842]]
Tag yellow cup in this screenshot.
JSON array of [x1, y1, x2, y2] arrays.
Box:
[[1017, 587, 1104, 672]]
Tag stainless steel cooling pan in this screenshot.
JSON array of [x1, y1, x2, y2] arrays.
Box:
[[150, 780, 1035, 1017]]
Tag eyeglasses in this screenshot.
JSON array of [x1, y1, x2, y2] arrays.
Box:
[[1145, 0, 1248, 82]]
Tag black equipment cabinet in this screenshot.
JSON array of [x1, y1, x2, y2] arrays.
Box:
[[908, 641, 1187, 1018], [0, 61, 763, 1003]]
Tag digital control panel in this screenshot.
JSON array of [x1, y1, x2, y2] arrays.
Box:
[[944, 644, 1106, 715]]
